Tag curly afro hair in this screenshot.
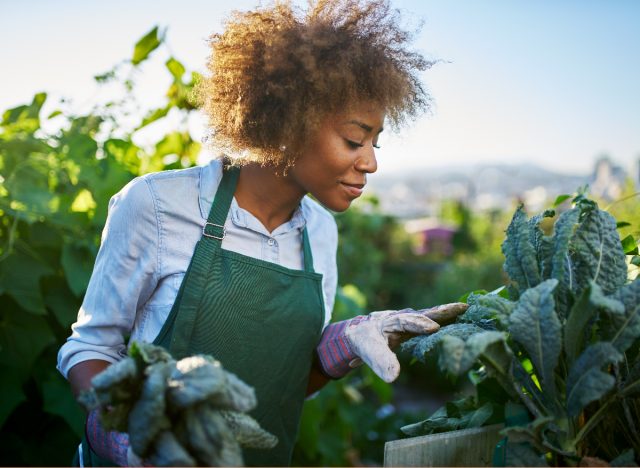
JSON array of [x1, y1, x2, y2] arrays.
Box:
[[197, 0, 433, 166]]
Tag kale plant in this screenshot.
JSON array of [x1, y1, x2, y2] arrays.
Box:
[[402, 194, 640, 466]]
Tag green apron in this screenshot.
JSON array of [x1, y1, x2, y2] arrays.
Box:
[[154, 164, 325, 466], [77, 164, 326, 467]]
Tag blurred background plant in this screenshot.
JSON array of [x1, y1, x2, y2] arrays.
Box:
[[0, 27, 638, 466]]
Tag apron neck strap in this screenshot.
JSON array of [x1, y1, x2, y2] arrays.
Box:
[[203, 163, 316, 274], [301, 228, 315, 273]]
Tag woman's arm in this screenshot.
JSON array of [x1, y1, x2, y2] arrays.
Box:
[[306, 358, 331, 395], [68, 359, 112, 400]]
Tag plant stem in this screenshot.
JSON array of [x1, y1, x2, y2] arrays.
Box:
[[604, 191, 640, 211], [572, 394, 617, 446]]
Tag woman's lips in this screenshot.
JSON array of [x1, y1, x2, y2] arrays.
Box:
[[341, 182, 365, 197]]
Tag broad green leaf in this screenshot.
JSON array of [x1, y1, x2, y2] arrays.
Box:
[[132, 26, 162, 65], [28, 221, 63, 248], [42, 373, 85, 438], [528, 210, 555, 280], [564, 282, 624, 365], [550, 208, 580, 319], [502, 206, 541, 298], [621, 235, 639, 255], [439, 331, 511, 377], [438, 335, 466, 374], [0, 366, 27, 428], [64, 132, 98, 165], [136, 106, 170, 130], [463, 293, 515, 328], [401, 406, 455, 436], [477, 337, 522, 404], [0, 298, 54, 377], [632, 256, 640, 267], [553, 194, 572, 207], [462, 331, 511, 371], [42, 276, 81, 328], [571, 209, 627, 296], [0, 248, 53, 314], [602, 279, 640, 353], [1, 92, 46, 132], [4, 157, 57, 217], [166, 57, 186, 80], [402, 323, 485, 362], [61, 243, 94, 297], [401, 399, 493, 436], [566, 343, 622, 417], [509, 279, 561, 397], [70, 189, 96, 213]]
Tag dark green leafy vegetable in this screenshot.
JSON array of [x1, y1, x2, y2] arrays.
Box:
[[403, 195, 640, 466], [78, 342, 276, 466], [128, 362, 172, 456], [220, 411, 278, 450]]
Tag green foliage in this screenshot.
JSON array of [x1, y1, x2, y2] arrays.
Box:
[[0, 27, 200, 465], [403, 192, 640, 465]]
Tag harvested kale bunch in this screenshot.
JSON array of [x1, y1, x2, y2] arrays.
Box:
[[78, 342, 277, 466]]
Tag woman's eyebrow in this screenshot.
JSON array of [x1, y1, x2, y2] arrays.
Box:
[[346, 120, 384, 133]]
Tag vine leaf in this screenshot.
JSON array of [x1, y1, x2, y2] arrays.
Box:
[[132, 26, 164, 65], [0, 248, 53, 315], [42, 373, 85, 438], [61, 243, 94, 297]]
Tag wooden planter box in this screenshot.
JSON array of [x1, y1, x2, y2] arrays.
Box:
[[384, 424, 504, 467]]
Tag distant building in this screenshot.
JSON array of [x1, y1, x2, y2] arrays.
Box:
[[404, 218, 458, 256], [590, 156, 626, 201]]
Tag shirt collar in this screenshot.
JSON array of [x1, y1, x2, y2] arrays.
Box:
[[198, 158, 307, 235]]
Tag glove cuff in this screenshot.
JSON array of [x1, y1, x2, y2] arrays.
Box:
[[86, 408, 130, 467], [316, 316, 367, 379]]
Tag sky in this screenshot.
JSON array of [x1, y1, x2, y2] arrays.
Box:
[[2, 0, 639, 176]]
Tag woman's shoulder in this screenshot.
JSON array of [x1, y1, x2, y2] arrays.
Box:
[[113, 159, 222, 208]]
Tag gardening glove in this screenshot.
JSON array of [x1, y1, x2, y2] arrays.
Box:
[[317, 303, 468, 383], [86, 409, 147, 466]]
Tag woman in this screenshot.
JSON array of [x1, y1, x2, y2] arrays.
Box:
[[58, 1, 465, 466]]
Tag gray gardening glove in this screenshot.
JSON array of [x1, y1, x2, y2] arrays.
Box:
[[317, 303, 468, 383]]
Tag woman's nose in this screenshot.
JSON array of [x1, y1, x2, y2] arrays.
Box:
[[355, 144, 378, 174]]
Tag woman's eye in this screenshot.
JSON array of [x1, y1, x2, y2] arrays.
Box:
[[373, 143, 381, 149], [346, 139, 363, 149]]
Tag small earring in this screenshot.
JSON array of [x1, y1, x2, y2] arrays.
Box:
[[279, 145, 287, 152]]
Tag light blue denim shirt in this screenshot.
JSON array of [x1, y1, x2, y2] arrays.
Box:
[[57, 158, 338, 378]]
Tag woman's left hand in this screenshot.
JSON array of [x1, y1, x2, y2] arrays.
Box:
[[316, 303, 468, 383]]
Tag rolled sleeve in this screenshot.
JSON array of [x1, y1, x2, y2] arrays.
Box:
[[57, 176, 160, 378]]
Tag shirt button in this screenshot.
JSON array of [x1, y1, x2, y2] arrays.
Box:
[[267, 238, 275, 246]]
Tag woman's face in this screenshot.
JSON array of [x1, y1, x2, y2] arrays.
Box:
[[289, 102, 384, 212]]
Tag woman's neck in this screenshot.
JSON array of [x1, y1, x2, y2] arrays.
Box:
[[234, 163, 306, 233]]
